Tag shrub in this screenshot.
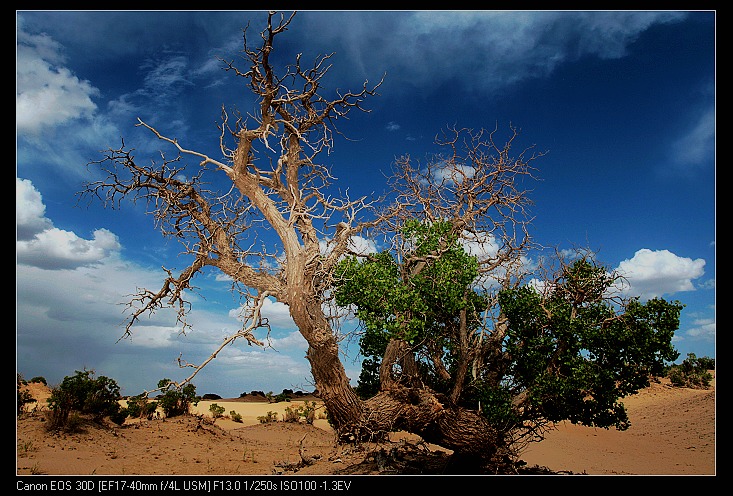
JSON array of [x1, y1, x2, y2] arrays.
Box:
[[257, 411, 278, 423], [283, 401, 317, 424], [156, 379, 198, 418], [230, 411, 243, 423], [209, 403, 226, 418], [17, 374, 36, 416], [272, 391, 292, 403], [29, 376, 47, 385], [125, 394, 159, 420], [696, 356, 715, 370], [109, 408, 128, 425], [666, 353, 714, 389], [46, 369, 122, 430], [61, 412, 85, 433]]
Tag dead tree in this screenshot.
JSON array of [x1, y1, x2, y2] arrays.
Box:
[[80, 12, 542, 469], [81, 11, 382, 427]]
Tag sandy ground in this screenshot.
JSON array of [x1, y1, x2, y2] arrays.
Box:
[[16, 375, 715, 476]]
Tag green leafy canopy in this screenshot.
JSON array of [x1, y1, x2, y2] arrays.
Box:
[[335, 220, 682, 433]]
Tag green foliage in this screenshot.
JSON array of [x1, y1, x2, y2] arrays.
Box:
[[46, 369, 122, 430], [109, 409, 128, 425], [29, 376, 47, 385], [17, 374, 36, 416], [335, 219, 486, 396], [336, 220, 482, 346], [283, 401, 317, 424], [666, 353, 714, 389], [156, 379, 199, 418], [230, 411, 243, 423], [209, 403, 226, 418], [125, 394, 159, 420], [336, 220, 683, 438], [273, 392, 292, 403], [696, 355, 716, 370], [496, 259, 681, 430], [257, 411, 278, 423], [500, 263, 676, 421]]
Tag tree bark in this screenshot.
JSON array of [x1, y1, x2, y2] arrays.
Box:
[[346, 384, 505, 465]]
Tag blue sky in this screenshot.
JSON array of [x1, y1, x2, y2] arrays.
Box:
[[16, 10, 716, 398]]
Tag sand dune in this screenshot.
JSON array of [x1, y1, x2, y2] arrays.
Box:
[[16, 375, 715, 476]]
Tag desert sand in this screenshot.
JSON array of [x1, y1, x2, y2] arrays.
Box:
[[16, 374, 715, 476]]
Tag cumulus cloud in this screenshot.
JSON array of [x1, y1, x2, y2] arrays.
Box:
[[16, 178, 121, 270], [615, 248, 706, 300], [16, 178, 52, 240], [14, 177, 320, 394], [346, 235, 379, 256], [17, 228, 121, 270], [16, 28, 99, 134]]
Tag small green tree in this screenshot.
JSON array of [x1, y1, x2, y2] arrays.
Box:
[[156, 379, 198, 418], [46, 369, 122, 429], [696, 355, 716, 370], [335, 221, 682, 469]]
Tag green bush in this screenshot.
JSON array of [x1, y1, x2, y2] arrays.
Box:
[[696, 356, 716, 370], [666, 353, 714, 389], [125, 394, 159, 420], [230, 411, 243, 423], [17, 374, 36, 416], [156, 379, 198, 418], [257, 411, 278, 423], [46, 369, 122, 430], [209, 403, 226, 418], [109, 408, 128, 426], [283, 401, 317, 424]]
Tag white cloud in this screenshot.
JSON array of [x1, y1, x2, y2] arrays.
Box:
[[346, 235, 379, 256], [319, 234, 378, 258], [671, 105, 715, 168], [16, 178, 121, 269], [16, 178, 52, 240], [303, 11, 687, 95], [16, 179, 120, 270], [16, 29, 99, 134], [229, 297, 297, 331], [429, 163, 476, 185], [684, 318, 715, 341], [615, 248, 706, 300], [17, 227, 121, 270]]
